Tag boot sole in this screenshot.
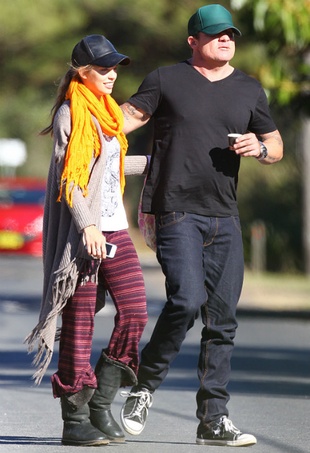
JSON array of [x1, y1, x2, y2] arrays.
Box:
[[109, 437, 126, 443], [62, 439, 110, 446]]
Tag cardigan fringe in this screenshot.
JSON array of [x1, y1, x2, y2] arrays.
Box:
[[25, 256, 101, 384], [24, 104, 107, 385]]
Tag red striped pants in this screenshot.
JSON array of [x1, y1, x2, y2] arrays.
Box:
[[51, 229, 148, 397]]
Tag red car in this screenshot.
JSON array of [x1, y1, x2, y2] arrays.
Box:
[[0, 177, 46, 256]]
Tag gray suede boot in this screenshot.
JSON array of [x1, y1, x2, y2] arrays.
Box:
[[89, 350, 137, 443], [61, 388, 109, 446]]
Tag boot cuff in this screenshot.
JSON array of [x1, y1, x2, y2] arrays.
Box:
[[100, 350, 138, 387], [64, 386, 95, 410]]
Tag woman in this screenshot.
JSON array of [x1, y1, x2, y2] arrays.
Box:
[[25, 34, 148, 447]]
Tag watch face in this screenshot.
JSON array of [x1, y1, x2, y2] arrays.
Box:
[[260, 143, 268, 159]]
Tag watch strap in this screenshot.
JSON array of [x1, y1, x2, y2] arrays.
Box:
[[257, 141, 268, 161]]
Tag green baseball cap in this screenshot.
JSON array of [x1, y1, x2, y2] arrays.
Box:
[[188, 4, 242, 37]]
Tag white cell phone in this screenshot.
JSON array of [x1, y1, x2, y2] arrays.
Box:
[[105, 242, 117, 258]]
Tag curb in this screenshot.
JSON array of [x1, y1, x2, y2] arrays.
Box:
[[237, 307, 310, 320]]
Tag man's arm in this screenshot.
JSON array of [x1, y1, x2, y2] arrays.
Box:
[[121, 102, 151, 134], [257, 130, 283, 164], [233, 130, 283, 164]]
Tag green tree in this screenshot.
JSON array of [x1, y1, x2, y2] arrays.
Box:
[[231, 0, 310, 273], [231, 0, 310, 103]]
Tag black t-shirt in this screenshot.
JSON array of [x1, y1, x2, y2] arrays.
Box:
[[128, 61, 277, 216]]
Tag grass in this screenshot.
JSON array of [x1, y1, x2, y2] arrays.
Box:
[[241, 271, 310, 311], [130, 227, 310, 312]]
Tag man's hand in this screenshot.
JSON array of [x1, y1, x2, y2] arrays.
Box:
[[231, 130, 283, 164]]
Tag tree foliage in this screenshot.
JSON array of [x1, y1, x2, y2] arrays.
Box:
[[231, 0, 310, 104]]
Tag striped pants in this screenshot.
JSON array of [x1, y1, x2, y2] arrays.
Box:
[[51, 229, 148, 397]]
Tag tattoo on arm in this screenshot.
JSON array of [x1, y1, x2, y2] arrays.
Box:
[[260, 130, 283, 163], [262, 130, 283, 146], [120, 105, 131, 121], [121, 103, 150, 122], [127, 104, 137, 116]]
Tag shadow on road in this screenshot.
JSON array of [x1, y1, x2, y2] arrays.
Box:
[[0, 436, 60, 446], [1, 335, 309, 398]]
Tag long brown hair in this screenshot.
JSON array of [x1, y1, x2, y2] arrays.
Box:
[[40, 67, 79, 136]]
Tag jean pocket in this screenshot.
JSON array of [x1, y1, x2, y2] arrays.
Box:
[[156, 211, 186, 229], [232, 215, 242, 234]]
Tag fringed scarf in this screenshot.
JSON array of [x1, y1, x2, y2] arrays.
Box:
[[59, 78, 128, 206]]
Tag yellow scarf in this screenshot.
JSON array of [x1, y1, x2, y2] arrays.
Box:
[[58, 79, 128, 207]]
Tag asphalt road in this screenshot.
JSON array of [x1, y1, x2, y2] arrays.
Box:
[[0, 256, 309, 453]]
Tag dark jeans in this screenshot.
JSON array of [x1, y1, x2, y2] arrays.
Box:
[[137, 212, 244, 424]]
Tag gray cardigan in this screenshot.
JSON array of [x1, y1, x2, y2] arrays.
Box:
[[25, 102, 147, 384], [25, 102, 106, 383], [25, 101, 147, 384]]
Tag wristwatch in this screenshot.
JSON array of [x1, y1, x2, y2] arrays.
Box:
[[257, 141, 268, 161]]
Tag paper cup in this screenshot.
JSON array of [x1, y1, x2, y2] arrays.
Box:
[[228, 133, 242, 147]]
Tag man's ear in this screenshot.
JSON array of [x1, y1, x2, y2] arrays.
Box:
[[187, 36, 197, 49]]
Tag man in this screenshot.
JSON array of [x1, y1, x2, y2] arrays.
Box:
[[120, 4, 283, 448]]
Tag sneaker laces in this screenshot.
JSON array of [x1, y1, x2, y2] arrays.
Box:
[[220, 416, 241, 436], [120, 390, 153, 419]]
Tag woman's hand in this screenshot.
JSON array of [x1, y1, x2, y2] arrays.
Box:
[[83, 225, 107, 259]]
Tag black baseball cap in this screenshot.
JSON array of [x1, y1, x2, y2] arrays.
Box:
[[71, 34, 130, 68]]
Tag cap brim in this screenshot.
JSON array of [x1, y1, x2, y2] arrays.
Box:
[[201, 24, 242, 36], [92, 52, 130, 67]]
